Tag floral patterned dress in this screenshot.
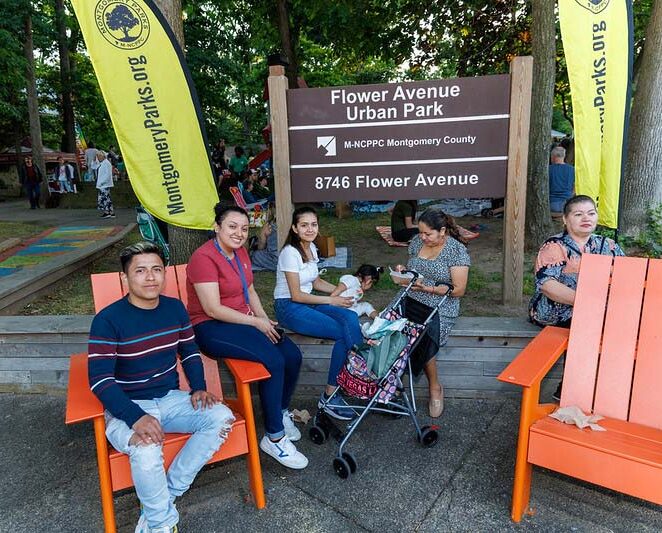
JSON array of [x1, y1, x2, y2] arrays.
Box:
[[389, 234, 471, 347], [528, 231, 624, 326]]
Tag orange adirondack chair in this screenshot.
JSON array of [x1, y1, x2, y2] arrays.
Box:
[[65, 265, 270, 532], [497, 254, 662, 521]]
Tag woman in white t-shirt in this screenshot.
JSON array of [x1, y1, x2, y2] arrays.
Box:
[[273, 206, 363, 421]]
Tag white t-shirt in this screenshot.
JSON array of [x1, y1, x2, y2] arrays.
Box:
[[339, 274, 363, 302], [274, 244, 319, 299]]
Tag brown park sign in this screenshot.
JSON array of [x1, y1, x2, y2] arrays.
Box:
[[287, 74, 511, 202]]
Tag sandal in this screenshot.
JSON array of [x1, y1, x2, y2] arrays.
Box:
[[428, 385, 444, 418]]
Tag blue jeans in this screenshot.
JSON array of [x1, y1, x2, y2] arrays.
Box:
[[105, 390, 234, 530], [24, 182, 40, 208], [194, 320, 302, 438], [550, 199, 565, 213], [274, 299, 363, 386]]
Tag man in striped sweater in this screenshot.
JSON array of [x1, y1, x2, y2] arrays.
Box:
[[88, 242, 234, 533]]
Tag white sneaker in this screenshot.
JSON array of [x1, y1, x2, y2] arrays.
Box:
[[259, 435, 308, 469], [282, 410, 301, 441]]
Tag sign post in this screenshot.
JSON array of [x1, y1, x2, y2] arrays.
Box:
[[268, 65, 294, 247], [503, 56, 532, 306]]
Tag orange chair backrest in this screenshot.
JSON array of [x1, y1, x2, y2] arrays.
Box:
[[562, 254, 662, 429], [90, 264, 222, 398]]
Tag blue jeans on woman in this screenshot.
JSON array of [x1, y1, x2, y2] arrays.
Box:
[[274, 299, 363, 386], [194, 320, 302, 439]]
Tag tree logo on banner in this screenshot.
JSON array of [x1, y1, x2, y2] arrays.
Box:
[[95, 0, 150, 50], [573, 0, 610, 14]]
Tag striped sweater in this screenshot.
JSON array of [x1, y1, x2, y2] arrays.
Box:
[[88, 295, 206, 427]]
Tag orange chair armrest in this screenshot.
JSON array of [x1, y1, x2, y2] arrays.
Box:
[[224, 358, 271, 384], [497, 326, 569, 388], [65, 353, 104, 424]]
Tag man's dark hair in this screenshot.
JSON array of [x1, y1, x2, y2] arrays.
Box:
[[119, 241, 165, 273]]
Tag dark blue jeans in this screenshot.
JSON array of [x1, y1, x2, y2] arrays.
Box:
[[274, 299, 363, 386], [193, 320, 302, 438], [25, 182, 40, 209]]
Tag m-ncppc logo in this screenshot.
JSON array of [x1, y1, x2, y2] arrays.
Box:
[[95, 0, 150, 50], [574, 0, 610, 14]]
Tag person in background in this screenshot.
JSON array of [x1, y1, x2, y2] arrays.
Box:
[[107, 145, 119, 168], [84, 141, 98, 182], [273, 206, 362, 421], [229, 146, 248, 181], [391, 200, 419, 242], [529, 195, 624, 400], [249, 217, 279, 272], [241, 179, 260, 205], [18, 155, 44, 209], [53, 156, 75, 193], [187, 204, 307, 470], [95, 151, 115, 219], [211, 139, 226, 178], [549, 146, 575, 214], [116, 156, 127, 180], [88, 241, 234, 533]]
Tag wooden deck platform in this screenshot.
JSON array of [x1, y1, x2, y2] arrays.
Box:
[[0, 315, 558, 398]]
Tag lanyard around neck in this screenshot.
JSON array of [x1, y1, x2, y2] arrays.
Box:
[[213, 239, 250, 307]]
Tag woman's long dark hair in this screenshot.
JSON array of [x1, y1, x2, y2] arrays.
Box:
[[283, 205, 318, 261], [418, 208, 467, 245]]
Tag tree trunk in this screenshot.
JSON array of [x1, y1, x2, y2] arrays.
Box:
[[24, 13, 45, 181], [55, 0, 76, 153], [275, 0, 299, 88], [524, 0, 555, 250], [153, 0, 209, 264], [153, 0, 185, 48], [620, 0, 662, 237]]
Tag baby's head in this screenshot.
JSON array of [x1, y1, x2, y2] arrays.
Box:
[[355, 264, 384, 291]]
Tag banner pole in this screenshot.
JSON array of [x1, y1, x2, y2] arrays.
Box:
[[503, 56, 533, 305], [268, 65, 293, 248]]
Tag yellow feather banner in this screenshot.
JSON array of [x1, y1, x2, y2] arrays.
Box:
[[559, 0, 633, 228], [71, 0, 218, 229]]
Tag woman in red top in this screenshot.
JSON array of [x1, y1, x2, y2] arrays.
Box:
[[188, 204, 307, 470]]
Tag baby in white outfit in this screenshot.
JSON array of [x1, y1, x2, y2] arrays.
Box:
[[331, 264, 383, 319]]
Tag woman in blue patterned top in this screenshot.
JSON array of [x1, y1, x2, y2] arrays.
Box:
[[529, 195, 625, 328]]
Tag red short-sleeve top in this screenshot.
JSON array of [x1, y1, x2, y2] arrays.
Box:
[[186, 239, 254, 325]]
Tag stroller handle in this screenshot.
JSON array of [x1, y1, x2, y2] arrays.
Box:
[[402, 269, 419, 279], [435, 281, 454, 295]]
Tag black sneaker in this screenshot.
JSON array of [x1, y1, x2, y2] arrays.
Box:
[[552, 380, 563, 402]]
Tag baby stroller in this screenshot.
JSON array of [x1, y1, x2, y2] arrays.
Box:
[[310, 271, 453, 478]]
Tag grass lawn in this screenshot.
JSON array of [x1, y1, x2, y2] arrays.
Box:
[[0, 222, 49, 242]]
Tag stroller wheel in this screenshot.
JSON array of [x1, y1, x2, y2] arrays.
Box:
[[333, 456, 351, 479], [342, 452, 357, 473], [309, 424, 326, 445], [418, 425, 439, 448]]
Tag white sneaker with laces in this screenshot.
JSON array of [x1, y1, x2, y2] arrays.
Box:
[[282, 410, 301, 441], [259, 435, 308, 469]]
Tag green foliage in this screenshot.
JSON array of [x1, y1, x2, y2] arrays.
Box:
[[0, 0, 29, 148], [620, 204, 662, 258]]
